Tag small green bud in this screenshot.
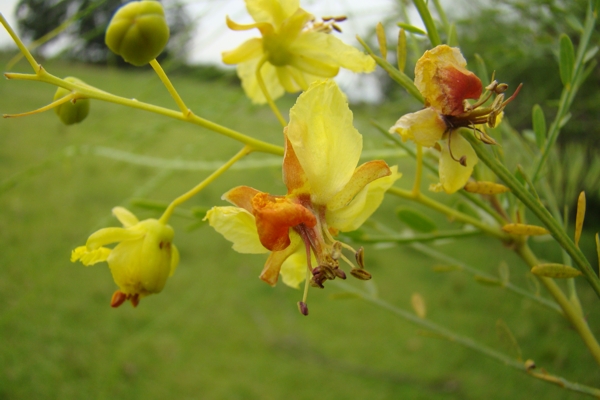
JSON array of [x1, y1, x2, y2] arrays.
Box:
[[54, 77, 90, 125], [105, 1, 170, 66]]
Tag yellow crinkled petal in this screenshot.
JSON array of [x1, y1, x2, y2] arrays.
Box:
[[85, 227, 144, 250], [237, 57, 284, 104], [291, 32, 375, 73], [71, 246, 111, 266], [222, 37, 263, 65], [287, 80, 362, 205], [112, 206, 139, 228], [438, 132, 478, 194], [327, 166, 401, 232], [246, 0, 300, 26], [389, 108, 447, 148], [169, 244, 180, 277], [204, 206, 269, 254]]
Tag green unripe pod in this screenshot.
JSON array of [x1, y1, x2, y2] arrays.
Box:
[[105, 1, 170, 66], [54, 77, 90, 125]]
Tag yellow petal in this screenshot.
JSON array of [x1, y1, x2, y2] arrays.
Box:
[[389, 108, 447, 147], [85, 227, 144, 250], [288, 54, 339, 77], [287, 80, 362, 205], [292, 32, 375, 73], [237, 57, 284, 104], [327, 166, 402, 232], [71, 246, 111, 266], [204, 206, 268, 254], [280, 243, 315, 288], [438, 132, 478, 194], [112, 206, 139, 228], [246, 0, 300, 26], [276, 66, 302, 92], [327, 160, 391, 211], [225, 15, 273, 33], [222, 37, 263, 65]]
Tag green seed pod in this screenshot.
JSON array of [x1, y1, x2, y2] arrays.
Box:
[[54, 77, 90, 125], [105, 1, 170, 66]]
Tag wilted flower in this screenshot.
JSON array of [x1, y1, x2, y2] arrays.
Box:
[[71, 207, 179, 307], [389, 45, 520, 193], [206, 80, 400, 313], [222, 0, 375, 104]]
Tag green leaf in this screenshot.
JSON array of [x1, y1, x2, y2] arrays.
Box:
[[559, 33, 575, 86], [446, 23, 458, 47], [397, 22, 427, 35], [474, 275, 503, 286], [498, 262, 510, 285], [396, 208, 437, 233], [531, 263, 583, 279], [474, 54, 490, 87], [432, 265, 463, 273], [397, 29, 407, 73], [532, 104, 546, 149]]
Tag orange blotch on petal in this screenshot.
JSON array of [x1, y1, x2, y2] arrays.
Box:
[[434, 66, 482, 116], [252, 193, 316, 251]]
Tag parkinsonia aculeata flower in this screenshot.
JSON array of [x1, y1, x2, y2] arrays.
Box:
[[206, 80, 401, 314], [389, 45, 521, 193], [222, 0, 375, 103], [71, 207, 179, 308]]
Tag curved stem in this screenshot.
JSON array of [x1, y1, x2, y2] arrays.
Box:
[[387, 186, 510, 241], [462, 129, 600, 299], [3, 93, 74, 118], [516, 243, 600, 366], [334, 281, 600, 398], [255, 56, 287, 127], [5, 70, 284, 156], [159, 146, 251, 224], [149, 59, 189, 115]]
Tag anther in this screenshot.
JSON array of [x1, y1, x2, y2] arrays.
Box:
[[332, 23, 342, 33], [335, 268, 347, 280], [459, 156, 468, 167], [355, 247, 365, 269], [485, 80, 498, 91], [350, 268, 372, 280], [110, 290, 127, 308], [495, 83, 509, 94], [331, 241, 342, 260], [297, 301, 309, 316]]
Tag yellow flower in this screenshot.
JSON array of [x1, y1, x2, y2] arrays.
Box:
[[222, 0, 375, 104], [205, 80, 400, 311], [390, 45, 519, 194], [71, 207, 179, 307]]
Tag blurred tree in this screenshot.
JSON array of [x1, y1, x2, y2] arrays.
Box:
[[15, 0, 195, 65]]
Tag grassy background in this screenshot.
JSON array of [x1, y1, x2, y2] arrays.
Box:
[[0, 57, 598, 399]]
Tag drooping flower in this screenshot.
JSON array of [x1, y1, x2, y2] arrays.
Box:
[[71, 207, 179, 308], [222, 0, 375, 104], [389, 45, 520, 193], [205, 80, 400, 313]]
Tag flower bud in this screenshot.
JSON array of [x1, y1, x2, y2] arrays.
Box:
[[53, 77, 90, 125], [105, 1, 170, 66]]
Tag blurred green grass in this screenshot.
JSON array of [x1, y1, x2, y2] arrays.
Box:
[[0, 57, 598, 400]]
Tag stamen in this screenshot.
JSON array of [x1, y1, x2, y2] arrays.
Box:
[[500, 83, 523, 108], [447, 131, 468, 166], [355, 247, 365, 269], [350, 268, 372, 280], [110, 290, 127, 308], [297, 301, 309, 316]]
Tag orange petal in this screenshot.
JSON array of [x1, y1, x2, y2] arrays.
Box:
[[282, 131, 308, 194], [259, 234, 303, 286], [252, 193, 316, 251], [222, 186, 263, 213]]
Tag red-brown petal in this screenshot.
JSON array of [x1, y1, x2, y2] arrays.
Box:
[[282, 130, 309, 195], [436, 65, 482, 115], [252, 193, 316, 252]]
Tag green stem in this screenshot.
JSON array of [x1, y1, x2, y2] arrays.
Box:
[[409, 242, 561, 313], [532, 2, 596, 182], [462, 130, 600, 299], [356, 36, 424, 104], [149, 59, 189, 115], [387, 186, 510, 241], [372, 120, 506, 225], [358, 229, 480, 244], [0, 13, 39, 72], [255, 55, 287, 127], [5, 70, 284, 157], [334, 281, 600, 398], [516, 244, 600, 366], [412, 0, 442, 47], [159, 146, 251, 224]]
